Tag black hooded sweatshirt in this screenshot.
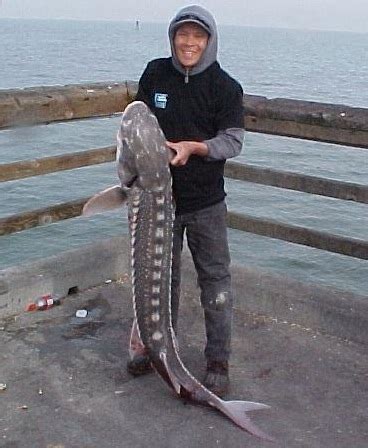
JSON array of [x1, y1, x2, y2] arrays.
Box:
[[135, 5, 244, 215]]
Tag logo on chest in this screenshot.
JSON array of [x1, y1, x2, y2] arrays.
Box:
[[154, 93, 168, 109]]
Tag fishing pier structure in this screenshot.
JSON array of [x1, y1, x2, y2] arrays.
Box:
[[0, 83, 367, 447]]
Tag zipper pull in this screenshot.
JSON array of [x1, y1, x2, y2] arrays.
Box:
[[185, 68, 189, 84]]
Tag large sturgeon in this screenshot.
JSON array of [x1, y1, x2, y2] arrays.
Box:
[[83, 101, 273, 441]]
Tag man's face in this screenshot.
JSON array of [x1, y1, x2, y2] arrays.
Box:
[[174, 23, 209, 69]]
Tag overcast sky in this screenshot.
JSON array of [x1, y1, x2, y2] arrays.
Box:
[[0, 0, 367, 33]]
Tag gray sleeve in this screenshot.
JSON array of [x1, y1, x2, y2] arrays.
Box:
[[204, 128, 245, 161]]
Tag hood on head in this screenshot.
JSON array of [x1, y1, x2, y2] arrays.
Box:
[[168, 5, 218, 77]]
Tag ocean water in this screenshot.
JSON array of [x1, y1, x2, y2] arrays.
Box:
[[0, 19, 367, 296]]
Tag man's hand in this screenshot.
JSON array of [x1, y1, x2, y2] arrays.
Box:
[[166, 141, 209, 166]]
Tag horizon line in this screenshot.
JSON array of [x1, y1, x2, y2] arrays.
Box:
[[0, 15, 367, 35]]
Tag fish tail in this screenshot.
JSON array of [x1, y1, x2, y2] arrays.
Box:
[[215, 399, 275, 442]]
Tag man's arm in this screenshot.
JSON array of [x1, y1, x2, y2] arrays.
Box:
[[204, 77, 245, 160], [167, 78, 245, 166], [166, 128, 244, 166], [204, 128, 244, 160]]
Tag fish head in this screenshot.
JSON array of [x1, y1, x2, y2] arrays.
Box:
[[117, 101, 171, 192]]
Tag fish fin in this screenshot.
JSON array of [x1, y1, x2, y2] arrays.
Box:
[[128, 319, 146, 359], [221, 399, 271, 412], [82, 185, 128, 216], [213, 399, 274, 442], [159, 351, 181, 395]]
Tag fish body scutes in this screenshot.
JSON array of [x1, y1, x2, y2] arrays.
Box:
[[118, 101, 273, 442]]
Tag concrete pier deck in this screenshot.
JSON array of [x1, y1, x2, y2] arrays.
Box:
[[0, 265, 367, 448]]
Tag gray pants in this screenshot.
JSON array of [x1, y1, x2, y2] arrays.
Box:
[[171, 200, 233, 363]]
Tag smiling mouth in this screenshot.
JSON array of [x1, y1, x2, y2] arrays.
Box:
[[182, 51, 196, 57]]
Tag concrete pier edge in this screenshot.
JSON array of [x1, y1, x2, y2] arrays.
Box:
[[0, 236, 367, 345]]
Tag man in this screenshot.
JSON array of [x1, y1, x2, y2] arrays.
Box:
[[127, 5, 244, 398]]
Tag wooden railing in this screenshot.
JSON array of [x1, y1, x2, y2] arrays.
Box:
[[1, 82, 367, 261]]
